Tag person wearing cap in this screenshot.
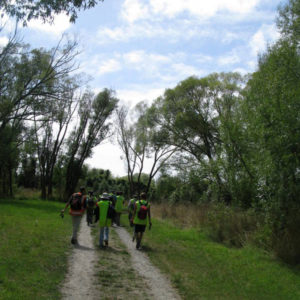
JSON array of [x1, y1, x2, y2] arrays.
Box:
[[131, 192, 152, 250], [95, 192, 114, 248], [61, 186, 87, 245]]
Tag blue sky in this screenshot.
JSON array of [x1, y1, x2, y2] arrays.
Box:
[[0, 0, 284, 176]]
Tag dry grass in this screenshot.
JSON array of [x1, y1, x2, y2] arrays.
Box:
[[151, 202, 210, 228], [151, 202, 261, 248]]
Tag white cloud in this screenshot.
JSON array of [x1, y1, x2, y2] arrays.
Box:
[[120, 0, 260, 22], [117, 86, 164, 106], [249, 24, 279, 55], [97, 20, 214, 44], [218, 52, 240, 66], [171, 63, 200, 77], [121, 0, 149, 23], [27, 14, 71, 35], [0, 36, 9, 47], [98, 58, 122, 75]]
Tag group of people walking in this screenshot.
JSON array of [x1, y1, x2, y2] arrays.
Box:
[[60, 187, 152, 250]]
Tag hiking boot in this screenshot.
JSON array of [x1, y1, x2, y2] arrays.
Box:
[[71, 238, 78, 245], [104, 240, 108, 246]]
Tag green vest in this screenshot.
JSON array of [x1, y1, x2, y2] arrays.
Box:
[[97, 200, 112, 227], [115, 195, 124, 213], [133, 200, 150, 225]]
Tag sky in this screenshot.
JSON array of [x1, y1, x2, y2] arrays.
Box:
[[0, 0, 284, 177]]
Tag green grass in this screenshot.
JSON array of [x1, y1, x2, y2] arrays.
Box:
[[121, 215, 300, 300], [0, 199, 72, 300]]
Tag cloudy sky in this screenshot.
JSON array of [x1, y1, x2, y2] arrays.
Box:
[[1, 0, 283, 176]]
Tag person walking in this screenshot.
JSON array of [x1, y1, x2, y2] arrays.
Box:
[[115, 191, 124, 226], [86, 190, 96, 226], [95, 193, 114, 248], [131, 192, 152, 250], [128, 194, 138, 226], [61, 186, 87, 245]]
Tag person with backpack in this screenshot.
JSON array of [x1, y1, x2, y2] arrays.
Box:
[[131, 192, 152, 250], [128, 194, 138, 226], [114, 191, 124, 226], [61, 186, 87, 245], [95, 193, 115, 248], [86, 190, 96, 226]]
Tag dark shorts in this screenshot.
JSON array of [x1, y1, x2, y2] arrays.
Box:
[[134, 224, 146, 233]]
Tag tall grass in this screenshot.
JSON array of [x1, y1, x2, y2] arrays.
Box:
[[151, 202, 268, 249]]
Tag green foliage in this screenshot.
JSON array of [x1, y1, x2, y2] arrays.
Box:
[[1, 0, 103, 25]]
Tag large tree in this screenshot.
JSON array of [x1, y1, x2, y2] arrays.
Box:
[[64, 88, 118, 198]]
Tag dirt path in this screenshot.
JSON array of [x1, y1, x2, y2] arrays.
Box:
[[115, 226, 181, 300], [60, 220, 99, 300], [61, 218, 181, 300]]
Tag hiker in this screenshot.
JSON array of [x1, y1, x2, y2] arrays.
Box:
[[61, 186, 87, 245], [128, 194, 138, 227], [95, 193, 115, 248], [131, 192, 152, 250], [86, 190, 96, 226], [115, 191, 124, 226]]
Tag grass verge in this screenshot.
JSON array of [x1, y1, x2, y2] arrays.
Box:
[[0, 199, 71, 300], [121, 214, 300, 300]]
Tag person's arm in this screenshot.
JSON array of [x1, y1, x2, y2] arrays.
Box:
[[131, 203, 137, 222], [61, 195, 72, 214]]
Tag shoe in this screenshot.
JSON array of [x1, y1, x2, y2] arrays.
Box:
[[71, 238, 78, 245], [99, 244, 105, 249], [136, 241, 141, 250], [104, 240, 108, 246], [132, 235, 135, 242]]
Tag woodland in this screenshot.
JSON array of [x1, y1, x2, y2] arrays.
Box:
[[0, 0, 300, 263]]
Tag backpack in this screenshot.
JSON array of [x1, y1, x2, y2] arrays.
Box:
[[70, 193, 83, 210], [137, 201, 148, 220], [87, 197, 95, 208], [107, 203, 115, 219]]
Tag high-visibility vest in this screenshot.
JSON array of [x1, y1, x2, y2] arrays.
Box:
[[96, 200, 112, 227], [115, 196, 124, 213], [133, 200, 150, 225]]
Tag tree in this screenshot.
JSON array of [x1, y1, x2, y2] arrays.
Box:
[[152, 73, 244, 202], [0, 33, 80, 197], [1, 0, 104, 24], [33, 76, 79, 199], [64, 88, 118, 198]]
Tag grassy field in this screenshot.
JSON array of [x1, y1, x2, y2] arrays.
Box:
[[0, 199, 71, 300], [121, 214, 300, 300]]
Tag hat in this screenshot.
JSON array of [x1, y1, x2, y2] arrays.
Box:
[[101, 193, 110, 200]]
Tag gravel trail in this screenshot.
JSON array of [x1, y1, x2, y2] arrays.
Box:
[[115, 226, 181, 300], [60, 219, 99, 300], [60, 218, 181, 300]]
